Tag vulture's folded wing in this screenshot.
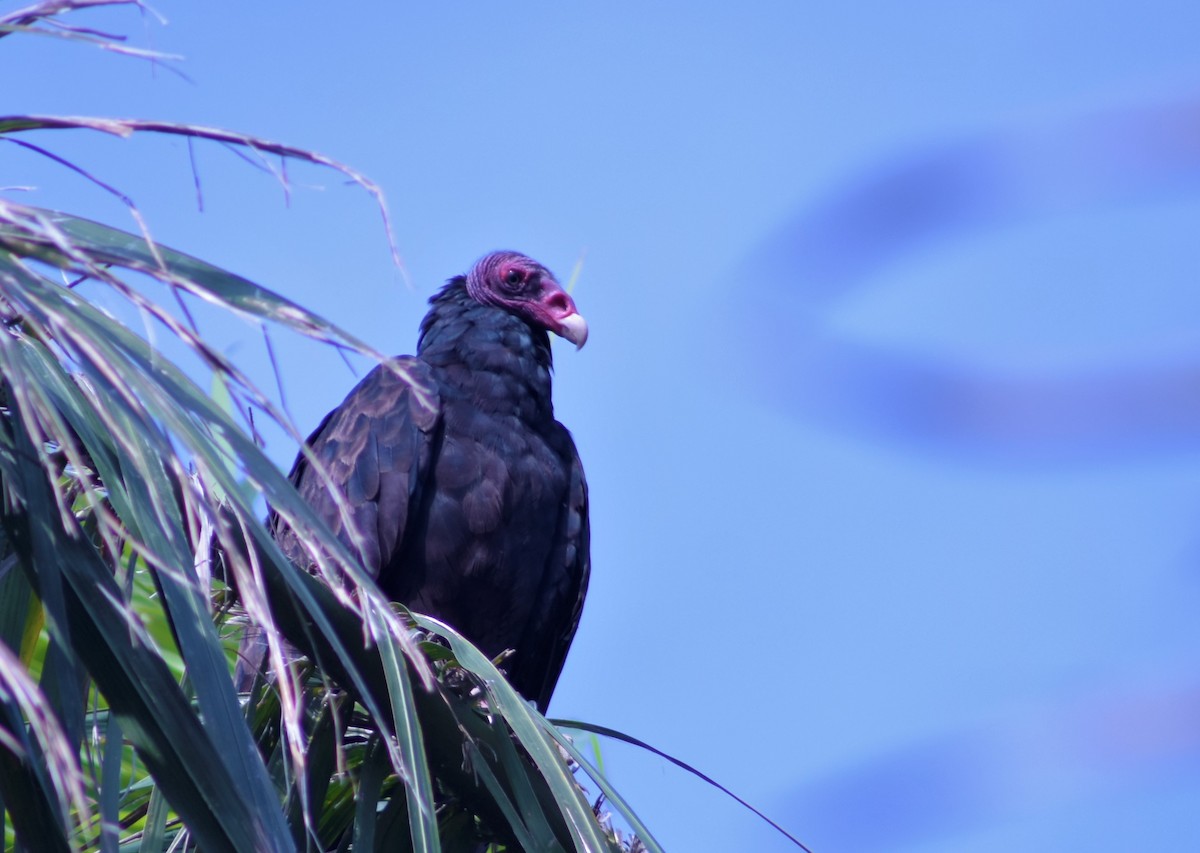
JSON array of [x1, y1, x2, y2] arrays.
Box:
[[272, 357, 442, 580]]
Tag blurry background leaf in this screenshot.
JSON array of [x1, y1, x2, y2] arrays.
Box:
[[733, 99, 1200, 462]]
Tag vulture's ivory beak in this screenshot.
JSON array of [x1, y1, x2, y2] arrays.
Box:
[[557, 312, 589, 349]]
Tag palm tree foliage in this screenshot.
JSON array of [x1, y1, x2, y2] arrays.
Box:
[[0, 3, 655, 850]]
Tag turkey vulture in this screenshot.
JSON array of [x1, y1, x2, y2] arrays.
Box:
[[261, 251, 589, 713]]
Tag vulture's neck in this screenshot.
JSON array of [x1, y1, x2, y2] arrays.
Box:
[[417, 279, 556, 423]]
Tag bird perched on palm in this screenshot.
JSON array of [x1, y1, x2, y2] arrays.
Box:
[[244, 251, 589, 713]]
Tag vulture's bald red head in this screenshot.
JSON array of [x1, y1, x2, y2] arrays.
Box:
[[464, 251, 588, 349]]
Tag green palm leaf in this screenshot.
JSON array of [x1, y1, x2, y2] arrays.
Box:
[[0, 5, 656, 851]]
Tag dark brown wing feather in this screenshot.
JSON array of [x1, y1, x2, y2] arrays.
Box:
[[271, 357, 441, 579], [237, 359, 439, 690]]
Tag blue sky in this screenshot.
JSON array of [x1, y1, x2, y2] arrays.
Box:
[[7, 2, 1200, 850]]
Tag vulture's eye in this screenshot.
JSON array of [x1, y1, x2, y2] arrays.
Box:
[[504, 269, 524, 287]]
